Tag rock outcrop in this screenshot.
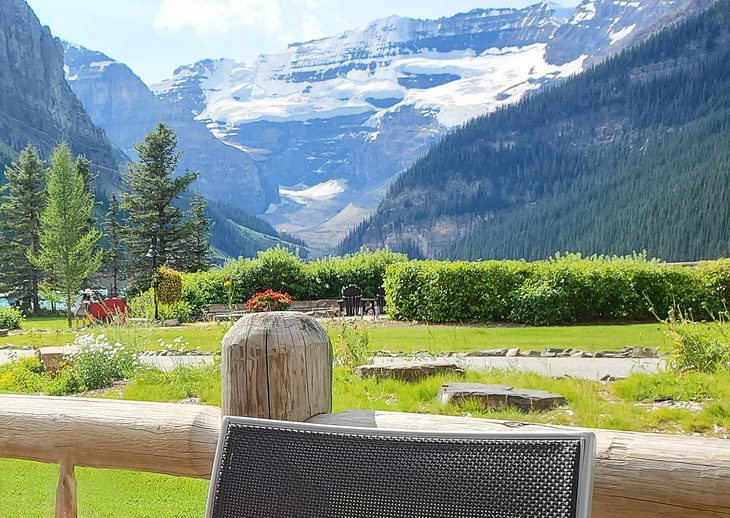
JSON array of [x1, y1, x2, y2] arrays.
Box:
[[0, 0, 123, 192]]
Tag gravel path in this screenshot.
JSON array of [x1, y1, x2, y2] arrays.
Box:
[[1, 347, 662, 379], [0, 347, 213, 372]]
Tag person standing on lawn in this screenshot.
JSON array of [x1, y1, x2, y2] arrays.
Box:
[[74, 289, 94, 328]]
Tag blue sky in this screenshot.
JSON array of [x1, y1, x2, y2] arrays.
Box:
[[25, 0, 580, 86]]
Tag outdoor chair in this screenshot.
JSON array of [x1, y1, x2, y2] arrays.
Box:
[[375, 286, 386, 316], [206, 416, 596, 518], [339, 285, 362, 316]]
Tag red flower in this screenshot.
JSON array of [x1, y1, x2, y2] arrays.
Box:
[[246, 289, 293, 313]]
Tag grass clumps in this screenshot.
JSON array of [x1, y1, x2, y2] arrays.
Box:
[[330, 319, 371, 369], [122, 365, 221, 405], [665, 310, 730, 373]]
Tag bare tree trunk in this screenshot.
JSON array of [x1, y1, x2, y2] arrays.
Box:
[[66, 295, 72, 328]]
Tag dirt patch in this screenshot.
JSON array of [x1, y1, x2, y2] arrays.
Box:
[[77, 380, 129, 398]]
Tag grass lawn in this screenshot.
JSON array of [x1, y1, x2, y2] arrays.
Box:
[[0, 318, 231, 351], [360, 322, 669, 353], [0, 459, 208, 518], [1, 317, 669, 354]]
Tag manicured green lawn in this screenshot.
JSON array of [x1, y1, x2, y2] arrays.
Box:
[[0, 318, 231, 350], [1, 317, 669, 353], [361, 322, 669, 353], [0, 459, 208, 518]]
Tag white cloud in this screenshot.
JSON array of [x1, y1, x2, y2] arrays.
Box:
[[153, 0, 284, 36], [300, 11, 325, 41]]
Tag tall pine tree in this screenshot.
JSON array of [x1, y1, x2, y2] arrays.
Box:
[[122, 123, 198, 287], [31, 143, 103, 327], [0, 145, 46, 313], [183, 192, 213, 272], [103, 194, 125, 297]]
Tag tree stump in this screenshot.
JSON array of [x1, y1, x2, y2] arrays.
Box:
[[222, 312, 332, 422]]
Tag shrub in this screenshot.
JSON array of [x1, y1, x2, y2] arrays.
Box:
[[665, 310, 730, 373], [0, 306, 24, 330], [128, 289, 195, 322], [246, 289, 293, 312], [698, 259, 730, 312], [384, 253, 716, 324], [0, 356, 47, 393], [385, 260, 529, 322], [177, 248, 407, 316], [510, 280, 576, 325], [154, 266, 183, 306], [304, 249, 408, 299], [65, 333, 142, 391]]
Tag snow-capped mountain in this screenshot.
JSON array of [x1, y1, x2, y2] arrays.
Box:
[[66, 0, 711, 253], [63, 42, 270, 212]]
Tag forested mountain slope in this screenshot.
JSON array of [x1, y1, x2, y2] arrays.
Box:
[[206, 202, 308, 260], [341, 0, 730, 261]]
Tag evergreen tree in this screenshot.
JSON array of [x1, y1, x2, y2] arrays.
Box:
[[103, 194, 125, 297], [74, 154, 98, 232], [183, 192, 213, 272], [0, 145, 46, 313], [74, 154, 94, 195], [121, 123, 198, 286], [31, 143, 103, 327]]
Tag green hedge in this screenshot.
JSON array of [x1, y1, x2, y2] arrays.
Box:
[[179, 247, 408, 316], [385, 254, 724, 324], [140, 247, 730, 325]]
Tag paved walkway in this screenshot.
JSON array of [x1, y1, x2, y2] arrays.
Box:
[[0, 348, 663, 379], [0, 348, 213, 372]]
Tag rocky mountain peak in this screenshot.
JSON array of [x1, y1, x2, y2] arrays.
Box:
[[0, 0, 123, 191]]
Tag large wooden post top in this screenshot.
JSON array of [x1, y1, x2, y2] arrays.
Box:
[[221, 311, 333, 422]]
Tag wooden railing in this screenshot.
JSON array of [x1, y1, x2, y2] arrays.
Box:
[[1, 312, 730, 517]]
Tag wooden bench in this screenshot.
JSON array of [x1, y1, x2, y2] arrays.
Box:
[[202, 304, 248, 321], [289, 300, 341, 317]]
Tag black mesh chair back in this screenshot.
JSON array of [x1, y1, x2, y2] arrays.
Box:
[[341, 285, 362, 316], [206, 417, 595, 518]]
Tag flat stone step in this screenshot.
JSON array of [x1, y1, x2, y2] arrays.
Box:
[[355, 362, 465, 382], [438, 382, 567, 412]]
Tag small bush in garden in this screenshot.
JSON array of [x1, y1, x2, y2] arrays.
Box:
[[0, 306, 24, 330], [65, 333, 142, 391], [665, 309, 730, 373], [154, 266, 183, 306], [0, 356, 47, 393], [129, 289, 195, 322], [246, 289, 292, 312]]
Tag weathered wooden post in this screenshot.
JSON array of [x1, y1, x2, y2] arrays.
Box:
[[56, 463, 77, 518], [221, 312, 332, 421]]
